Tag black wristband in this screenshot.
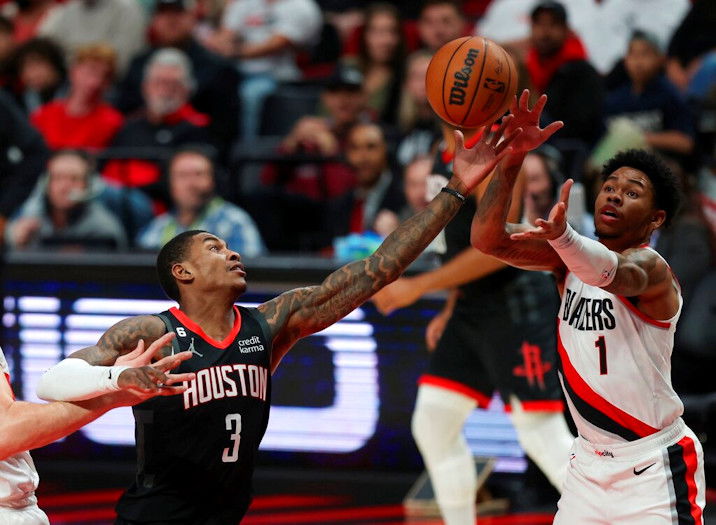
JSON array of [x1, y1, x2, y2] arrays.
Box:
[[440, 186, 466, 203]]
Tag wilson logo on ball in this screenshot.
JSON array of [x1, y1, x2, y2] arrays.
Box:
[[426, 36, 517, 128], [449, 48, 480, 106]]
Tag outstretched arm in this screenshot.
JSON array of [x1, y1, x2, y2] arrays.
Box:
[[37, 316, 195, 401], [372, 170, 525, 315], [471, 91, 566, 273], [260, 120, 522, 370], [510, 183, 679, 318], [1, 342, 194, 460]]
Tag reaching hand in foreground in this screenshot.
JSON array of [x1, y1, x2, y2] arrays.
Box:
[[510, 179, 574, 241], [115, 333, 195, 398]]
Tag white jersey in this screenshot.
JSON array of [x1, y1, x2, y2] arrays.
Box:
[[557, 253, 683, 445], [0, 349, 40, 509]]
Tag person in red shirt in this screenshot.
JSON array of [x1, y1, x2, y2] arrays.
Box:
[[31, 42, 123, 150]]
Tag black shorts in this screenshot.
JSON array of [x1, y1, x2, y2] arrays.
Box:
[[421, 271, 563, 412]]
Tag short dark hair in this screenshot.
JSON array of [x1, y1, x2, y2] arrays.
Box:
[[169, 144, 218, 168], [420, 0, 463, 18], [601, 149, 681, 228], [156, 230, 207, 302], [48, 148, 95, 175], [530, 1, 568, 25]]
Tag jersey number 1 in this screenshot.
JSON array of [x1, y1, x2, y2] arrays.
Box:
[[595, 336, 607, 375], [222, 413, 242, 463]]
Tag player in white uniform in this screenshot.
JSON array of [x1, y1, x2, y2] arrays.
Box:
[[471, 90, 705, 524], [0, 336, 193, 524]]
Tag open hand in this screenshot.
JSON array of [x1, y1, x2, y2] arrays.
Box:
[[506, 90, 563, 153], [511, 179, 573, 241], [116, 333, 195, 397], [452, 116, 522, 194]]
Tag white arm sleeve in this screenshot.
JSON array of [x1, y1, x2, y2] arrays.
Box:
[[548, 223, 618, 287], [36, 358, 130, 402]]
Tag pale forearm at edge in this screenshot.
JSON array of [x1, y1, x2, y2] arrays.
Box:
[[0, 397, 115, 459]]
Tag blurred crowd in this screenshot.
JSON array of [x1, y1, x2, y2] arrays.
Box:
[[0, 0, 714, 315]]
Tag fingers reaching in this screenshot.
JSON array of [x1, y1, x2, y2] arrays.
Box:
[[152, 351, 193, 373], [488, 115, 511, 147], [532, 94, 548, 115], [518, 89, 529, 112], [542, 120, 564, 141], [559, 179, 574, 206], [453, 129, 465, 152], [147, 332, 176, 353], [495, 127, 522, 155]]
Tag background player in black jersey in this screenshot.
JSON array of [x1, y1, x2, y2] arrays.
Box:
[[372, 111, 572, 525], [36, 118, 521, 524]]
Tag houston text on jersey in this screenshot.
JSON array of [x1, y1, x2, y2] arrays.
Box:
[[183, 364, 269, 409]]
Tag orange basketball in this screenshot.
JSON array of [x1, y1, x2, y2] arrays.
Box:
[[426, 36, 518, 128]]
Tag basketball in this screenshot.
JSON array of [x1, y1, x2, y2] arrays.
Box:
[[426, 36, 518, 128]]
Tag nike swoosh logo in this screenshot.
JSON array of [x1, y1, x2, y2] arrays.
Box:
[[108, 370, 112, 380], [633, 463, 656, 475]]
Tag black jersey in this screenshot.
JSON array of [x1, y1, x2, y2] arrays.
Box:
[[432, 145, 520, 310], [115, 305, 272, 524]]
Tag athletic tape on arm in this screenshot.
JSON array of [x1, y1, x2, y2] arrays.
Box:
[[36, 358, 130, 401], [548, 224, 618, 287]]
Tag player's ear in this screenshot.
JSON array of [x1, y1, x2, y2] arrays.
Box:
[[651, 209, 666, 230], [172, 262, 194, 284]]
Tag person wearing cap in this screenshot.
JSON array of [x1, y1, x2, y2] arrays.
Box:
[[216, 0, 322, 138], [114, 0, 240, 157], [605, 30, 695, 158], [251, 64, 372, 251], [527, 0, 604, 147]]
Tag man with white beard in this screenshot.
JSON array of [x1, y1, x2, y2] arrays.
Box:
[[103, 48, 215, 206]]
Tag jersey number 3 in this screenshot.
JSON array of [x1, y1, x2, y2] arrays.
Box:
[[222, 413, 242, 463], [595, 336, 608, 375]]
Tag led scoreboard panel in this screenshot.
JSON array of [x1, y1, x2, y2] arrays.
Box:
[[3, 252, 526, 472]]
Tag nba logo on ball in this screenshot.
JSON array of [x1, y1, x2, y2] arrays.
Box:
[[426, 36, 518, 128]]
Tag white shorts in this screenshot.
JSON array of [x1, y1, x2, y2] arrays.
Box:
[[554, 418, 705, 525], [0, 504, 49, 525]]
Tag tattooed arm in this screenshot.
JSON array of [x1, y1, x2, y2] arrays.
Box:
[[37, 316, 194, 400], [69, 315, 169, 364], [260, 119, 522, 371]]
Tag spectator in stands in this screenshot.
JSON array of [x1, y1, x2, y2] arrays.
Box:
[[103, 48, 212, 205], [398, 154, 430, 221], [263, 64, 370, 201], [396, 49, 438, 167], [31, 42, 122, 150], [527, 1, 603, 146], [6, 149, 127, 250], [605, 31, 694, 158], [666, 0, 716, 94], [342, 3, 405, 125], [324, 122, 404, 243], [373, 155, 432, 237], [4, 0, 57, 43], [137, 147, 265, 256], [0, 89, 48, 245], [0, 16, 15, 65], [248, 65, 368, 252], [417, 0, 466, 53], [115, 0, 239, 157], [2, 37, 65, 114], [217, 0, 322, 138], [38, 0, 146, 74]]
